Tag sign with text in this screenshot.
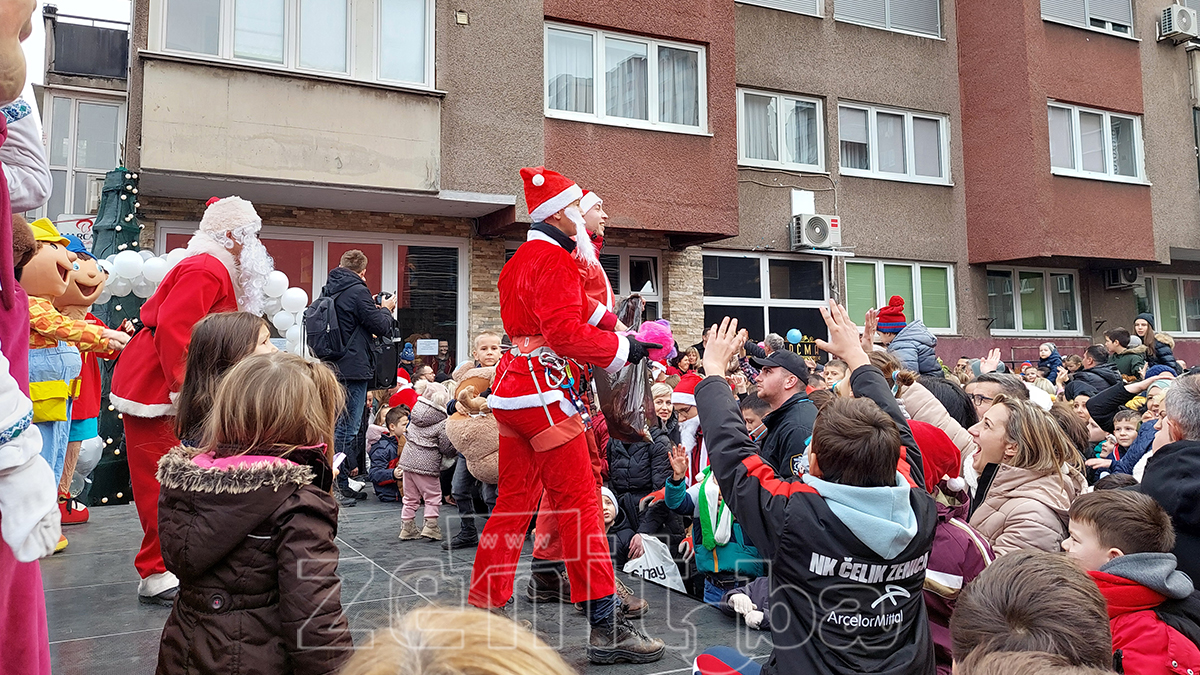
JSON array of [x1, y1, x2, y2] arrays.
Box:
[[415, 339, 439, 356]]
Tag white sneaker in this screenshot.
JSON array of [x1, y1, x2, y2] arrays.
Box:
[[138, 570, 179, 598]]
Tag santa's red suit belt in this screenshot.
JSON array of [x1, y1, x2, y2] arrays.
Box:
[[489, 335, 595, 452]]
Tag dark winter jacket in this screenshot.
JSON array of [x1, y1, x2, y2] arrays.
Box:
[[606, 503, 639, 568], [924, 484, 994, 675], [608, 425, 672, 498], [1072, 361, 1123, 393], [396, 396, 455, 477], [155, 447, 351, 675], [366, 433, 402, 502], [1141, 440, 1200, 583], [1112, 346, 1148, 380], [758, 391, 818, 479], [1146, 333, 1182, 375], [1038, 349, 1064, 378], [1089, 553, 1200, 675], [318, 266, 394, 382], [695, 365, 936, 675], [887, 320, 943, 377]]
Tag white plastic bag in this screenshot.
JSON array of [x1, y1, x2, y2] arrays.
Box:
[[622, 535, 686, 593]]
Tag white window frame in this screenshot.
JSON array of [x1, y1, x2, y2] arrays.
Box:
[[503, 243, 663, 318], [986, 266, 1084, 337], [833, 0, 943, 39], [154, 0, 437, 89], [701, 250, 830, 336], [1048, 101, 1147, 185], [1041, 0, 1135, 39], [844, 259, 957, 334], [41, 92, 128, 219], [837, 102, 952, 185], [737, 87, 826, 173], [543, 22, 709, 136], [1140, 274, 1200, 337], [155, 222, 469, 356]]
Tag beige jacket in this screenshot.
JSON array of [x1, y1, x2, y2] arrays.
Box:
[[899, 382, 980, 488], [968, 463, 1084, 556]]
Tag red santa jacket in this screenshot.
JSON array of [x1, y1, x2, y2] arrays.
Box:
[[111, 251, 238, 418], [580, 234, 619, 330], [1090, 569, 1200, 675], [488, 224, 629, 416], [72, 313, 115, 421]]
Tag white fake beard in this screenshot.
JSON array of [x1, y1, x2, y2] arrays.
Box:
[[679, 415, 701, 454], [565, 205, 599, 268], [232, 231, 273, 316]]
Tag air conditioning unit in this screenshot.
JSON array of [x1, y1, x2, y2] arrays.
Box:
[[1105, 267, 1142, 289], [1161, 4, 1199, 43], [84, 174, 106, 214], [789, 214, 841, 250]]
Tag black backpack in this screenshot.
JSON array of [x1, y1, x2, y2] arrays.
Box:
[[304, 289, 348, 361]]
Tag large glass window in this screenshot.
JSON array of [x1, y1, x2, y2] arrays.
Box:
[[544, 23, 707, 134], [738, 88, 823, 172], [42, 95, 125, 219], [1048, 102, 1144, 182], [844, 260, 955, 332], [165, 0, 220, 55], [585, 249, 663, 320], [379, 0, 428, 84], [838, 103, 950, 184], [986, 268, 1082, 335], [1141, 274, 1200, 336], [703, 253, 828, 343]]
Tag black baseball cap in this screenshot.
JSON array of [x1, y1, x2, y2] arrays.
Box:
[[751, 350, 810, 382]]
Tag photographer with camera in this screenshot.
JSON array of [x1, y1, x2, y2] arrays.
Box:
[[315, 249, 396, 506]]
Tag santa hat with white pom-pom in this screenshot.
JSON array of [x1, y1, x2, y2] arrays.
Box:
[[520, 167, 582, 223], [908, 419, 966, 494]]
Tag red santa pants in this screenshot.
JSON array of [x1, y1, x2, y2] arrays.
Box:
[[124, 415, 177, 579], [469, 405, 615, 608], [0, 529, 50, 675], [531, 429, 605, 561]]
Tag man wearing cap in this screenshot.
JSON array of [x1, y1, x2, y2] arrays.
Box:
[[110, 196, 273, 605], [751, 347, 817, 479], [470, 167, 664, 665]]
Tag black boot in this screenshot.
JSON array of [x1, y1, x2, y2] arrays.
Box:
[[525, 565, 571, 603], [587, 613, 666, 664], [442, 525, 478, 550]]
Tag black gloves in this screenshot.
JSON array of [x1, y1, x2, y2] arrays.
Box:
[[626, 338, 663, 365]]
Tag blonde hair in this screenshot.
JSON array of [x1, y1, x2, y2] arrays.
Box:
[[422, 382, 451, 409], [993, 394, 1084, 474], [474, 331, 502, 348], [650, 382, 672, 401], [201, 352, 345, 462], [339, 607, 577, 675]]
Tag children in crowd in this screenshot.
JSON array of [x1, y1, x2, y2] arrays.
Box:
[[155, 352, 352, 674], [443, 332, 503, 550], [873, 295, 942, 377], [397, 383, 454, 541], [367, 405, 408, 503], [807, 373, 827, 391], [1062, 490, 1200, 673], [1038, 342, 1063, 379], [691, 304, 936, 675], [1105, 328, 1147, 382], [173, 312, 277, 446], [823, 359, 847, 388], [967, 395, 1085, 554], [950, 550, 1112, 670], [1065, 354, 1084, 372], [1084, 371, 1174, 476], [1085, 409, 1140, 475], [738, 392, 770, 442]]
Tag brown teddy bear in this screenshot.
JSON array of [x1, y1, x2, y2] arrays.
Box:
[[444, 366, 499, 485]]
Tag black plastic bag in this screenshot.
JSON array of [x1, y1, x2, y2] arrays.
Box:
[[596, 295, 654, 443]]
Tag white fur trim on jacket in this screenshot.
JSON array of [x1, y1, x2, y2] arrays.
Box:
[[604, 335, 630, 374], [486, 390, 578, 418], [587, 303, 607, 327], [529, 183, 583, 223], [527, 229, 562, 248], [672, 393, 696, 406], [110, 393, 176, 419], [184, 234, 238, 290]]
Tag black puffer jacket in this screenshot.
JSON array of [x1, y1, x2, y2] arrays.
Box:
[[607, 425, 672, 497], [1069, 362, 1122, 392], [318, 267, 394, 381], [759, 391, 818, 479], [156, 447, 351, 675], [1141, 440, 1200, 583], [1146, 333, 1182, 374]]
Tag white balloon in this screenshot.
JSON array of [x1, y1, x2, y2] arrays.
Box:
[[264, 270, 289, 298], [280, 287, 308, 313], [132, 279, 156, 299], [112, 250, 144, 279], [272, 310, 295, 331], [166, 248, 188, 266], [105, 254, 116, 263], [262, 296, 282, 317], [142, 257, 170, 283], [107, 276, 132, 297], [138, 250, 154, 260], [285, 324, 301, 343], [95, 288, 112, 305]]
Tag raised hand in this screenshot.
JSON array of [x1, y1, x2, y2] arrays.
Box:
[[980, 348, 1002, 374], [669, 444, 689, 482], [702, 317, 742, 380], [861, 308, 879, 352], [815, 300, 869, 372]]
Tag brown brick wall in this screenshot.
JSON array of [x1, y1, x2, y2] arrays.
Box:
[[663, 247, 704, 346], [469, 238, 505, 341]]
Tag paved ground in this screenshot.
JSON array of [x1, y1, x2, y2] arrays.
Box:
[[43, 495, 772, 675]]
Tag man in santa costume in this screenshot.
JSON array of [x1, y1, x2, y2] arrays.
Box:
[[470, 167, 664, 664], [110, 196, 273, 605]]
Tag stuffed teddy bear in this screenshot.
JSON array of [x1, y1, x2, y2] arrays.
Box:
[[444, 366, 499, 485]]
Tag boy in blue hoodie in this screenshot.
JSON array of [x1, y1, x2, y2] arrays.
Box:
[[691, 303, 936, 675]]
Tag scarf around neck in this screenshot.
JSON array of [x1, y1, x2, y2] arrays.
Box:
[[697, 466, 732, 550]]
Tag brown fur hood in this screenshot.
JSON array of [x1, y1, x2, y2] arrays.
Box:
[[157, 446, 315, 494]]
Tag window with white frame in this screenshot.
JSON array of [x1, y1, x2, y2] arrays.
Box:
[[160, 0, 435, 88], [838, 103, 950, 184], [738, 88, 824, 172], [1041, 0, 1133, 36], [44, 95, 125, 219], [1048, 102, 1144, 183], [702, 252, 829, 342], [738, 0, 822, 18], [157, 223, 468, 357], [1138, 275, 1200, 335], [544, 23, 707, 134], [504, 245, 663, 319], [845, 260, 955, 333], [834, 0, 941, 37], [986, 267, 1082, 335]]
